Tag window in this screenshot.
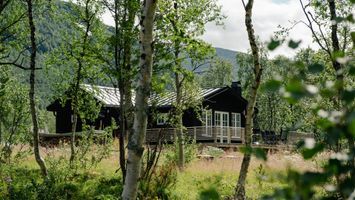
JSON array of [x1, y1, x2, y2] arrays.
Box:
[[156, 113, 169, 125], [231, 113, 241, 127], [231, 113, 242, 138], [202, 109, 212, 136]]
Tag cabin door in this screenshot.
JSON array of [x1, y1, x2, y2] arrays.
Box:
[[214, 111, 229, 143]]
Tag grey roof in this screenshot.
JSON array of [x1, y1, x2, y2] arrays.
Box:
[[81, 84, 225, 107], [150, 88, 223, 107], [81, 84, 120, 107]]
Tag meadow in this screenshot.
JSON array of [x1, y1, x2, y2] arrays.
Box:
[[0, 140, 325, 200]]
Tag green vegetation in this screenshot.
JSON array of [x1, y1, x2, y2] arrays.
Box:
[[0, 0, 353, 199], [0, 143, 320, 200]]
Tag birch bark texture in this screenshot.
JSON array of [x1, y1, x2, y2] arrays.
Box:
[[121, 0, 157, 199], [26, 0, 48, 177], [234, 0, 262, 199]]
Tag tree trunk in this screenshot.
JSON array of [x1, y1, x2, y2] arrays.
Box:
[[175, 72, 185, 170], [70, 110, 78, 164], [121, 0, 157, 199], [327, 0, 343, 93], [115, 0, 138, 182], [119, 88, 127, 181], [234, 0, 262, 199], [0, 121, 2, 145], [26, 0, 47, 177], [329, 0, 355, 181], [172, 1, 185, 169], [70, 62, 83, 165], [69, 0, 91, 165], [113, 0, 126, 182]]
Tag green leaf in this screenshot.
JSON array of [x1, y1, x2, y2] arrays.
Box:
[[349, 65, 355, 76], [308, 63, 324, 74], [240, 146, 252, 155], [253, 148, 267, 161], [301, 172, 328, 185], [349, 120, 355, 137], [264, 80, 281, 92], [333, 51, 345, 60], [351, 32, 355, 43], [288, 40, 301, 49], [302, 143, 324, 160], [346, 14, 354, 23], [267, 39, 281, 51], [342, 89, 355, 103], [285, 79, 307, 99], [199, 187, 220, 200]]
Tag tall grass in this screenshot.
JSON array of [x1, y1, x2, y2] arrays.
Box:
[[1, 141, 322, 199]]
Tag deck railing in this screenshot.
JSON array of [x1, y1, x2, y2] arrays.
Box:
[[146, 126, 245, 144]]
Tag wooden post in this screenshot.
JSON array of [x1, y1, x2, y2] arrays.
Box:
[[227, 127, 231, 144], [241, 128, 245, 144], [193, 127, 197, 141], [214, 127, 217, 143]]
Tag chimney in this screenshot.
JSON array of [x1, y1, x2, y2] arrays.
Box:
[[231, 81, 242, 96]]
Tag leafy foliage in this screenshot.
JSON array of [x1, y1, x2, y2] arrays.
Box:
[[0, 67, 31, 163], [261, 1, 355, 198]]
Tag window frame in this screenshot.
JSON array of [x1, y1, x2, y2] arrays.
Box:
[[202, 109, 213, 136]]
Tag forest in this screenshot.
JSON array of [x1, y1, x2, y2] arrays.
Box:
[[0, 0, 354, 199]]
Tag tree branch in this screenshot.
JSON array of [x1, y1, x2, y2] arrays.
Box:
[[299, 0, 332, 57]]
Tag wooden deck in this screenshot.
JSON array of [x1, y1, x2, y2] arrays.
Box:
[[201, 143, 294, 150], [39, 127, 299, 150], [146, 126, 245, 144]]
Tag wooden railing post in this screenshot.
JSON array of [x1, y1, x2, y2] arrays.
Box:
[[214, 127, 217, 143], [193, 127, 197, 141], [242, 128, 245, 144], [227, 127, 231, 144]]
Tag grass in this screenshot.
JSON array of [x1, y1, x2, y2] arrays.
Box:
[[2, 140, 322, 199], [173, 151, 318, 199]]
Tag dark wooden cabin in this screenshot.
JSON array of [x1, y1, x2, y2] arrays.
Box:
[[47, 82, 248, 144], [47, 85, 120, 133]]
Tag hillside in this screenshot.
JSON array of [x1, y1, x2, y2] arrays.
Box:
[[11, 1, 244, 107], [215, 47, 245, 80]]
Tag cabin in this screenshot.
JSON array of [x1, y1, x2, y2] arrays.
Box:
[[46, 82, 248, 144]]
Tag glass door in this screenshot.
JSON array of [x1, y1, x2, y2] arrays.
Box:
[[215, 111, 229, 143], [231, 113, 241, 138]]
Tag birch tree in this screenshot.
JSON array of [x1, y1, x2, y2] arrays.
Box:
[[297, 0, 352, 99], [234, 0, 263, 198], [297, 0, 353, 152], [0, 0, 48, 177], [155, 0, 224, 170], [102, 0, 139, 181], [46, 0, 107, 164], [121, 0, 157, 199], [27, 0, 48, 177]]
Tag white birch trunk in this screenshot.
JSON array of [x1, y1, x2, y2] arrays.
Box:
[[121, 0, 157, 199], [234, 0, 263, 199]]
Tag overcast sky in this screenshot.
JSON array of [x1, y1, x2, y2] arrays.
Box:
[[102, 0, 317, 58]]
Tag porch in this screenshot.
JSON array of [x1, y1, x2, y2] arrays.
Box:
[[146, 126, 245, 144]]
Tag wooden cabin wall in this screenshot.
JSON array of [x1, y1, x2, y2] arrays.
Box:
[[53, 101, 83, 133], [203, 89, 247, 127]]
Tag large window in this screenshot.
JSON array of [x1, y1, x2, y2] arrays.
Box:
[[156, 113, 169, 125], [202, 109, 212, 136], [215, 111, 229, 137], [231, 113, 241, 138], [231, 113, 241, 127]]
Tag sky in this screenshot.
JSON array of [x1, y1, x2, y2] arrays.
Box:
[[101, 0, 317, 58]]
